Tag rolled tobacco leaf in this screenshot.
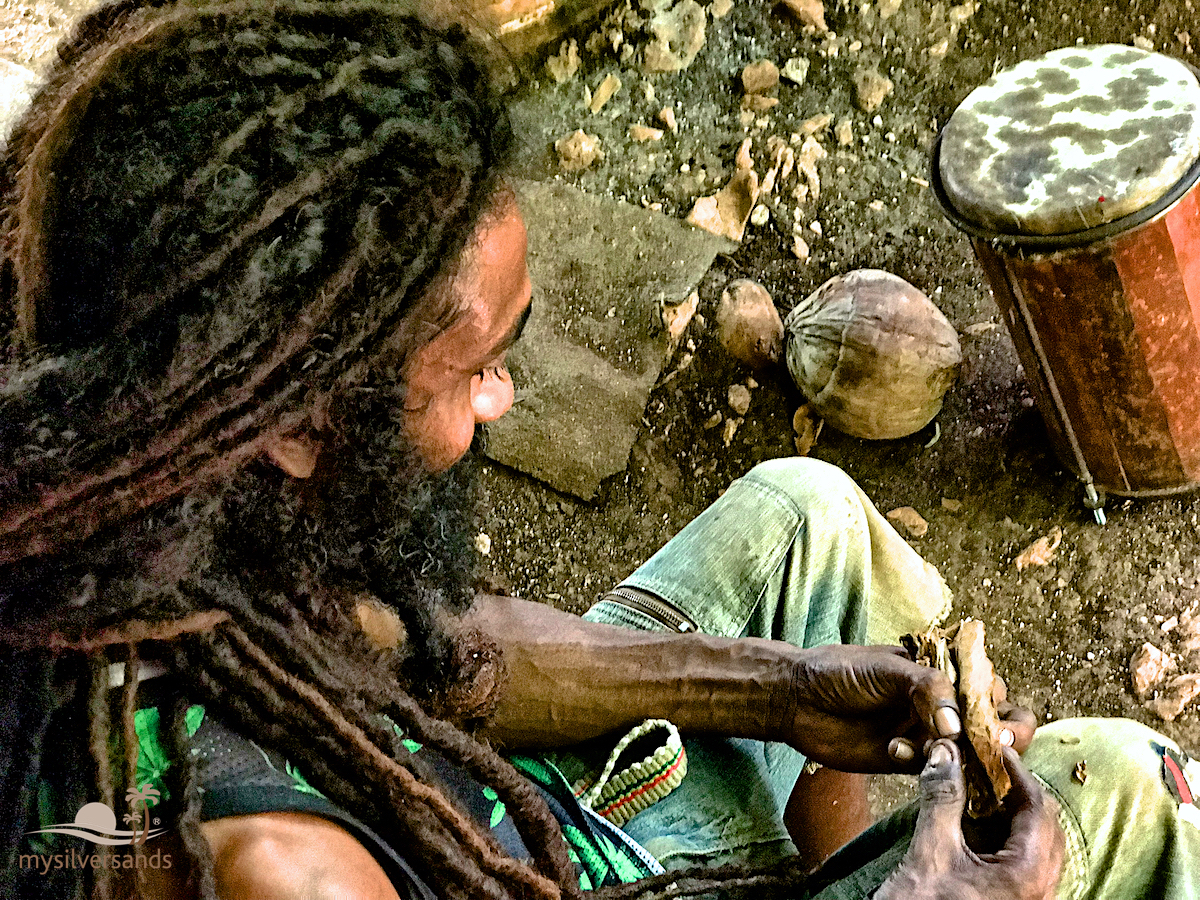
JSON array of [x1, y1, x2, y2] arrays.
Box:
[[901, 619, 1011, 817]]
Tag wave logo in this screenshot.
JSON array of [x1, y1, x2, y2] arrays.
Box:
[[28, 785, 166, 846]]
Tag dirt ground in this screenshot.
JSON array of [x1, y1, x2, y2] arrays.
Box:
[[2, 0, 1197, 788], [478, 0, 1200, 761]]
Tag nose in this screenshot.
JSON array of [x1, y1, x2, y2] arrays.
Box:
[[472, 366, 514, 423]]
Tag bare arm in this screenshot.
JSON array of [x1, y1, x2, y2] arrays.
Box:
[[465, 593, 795, 748], [464, 594, 963, 772]]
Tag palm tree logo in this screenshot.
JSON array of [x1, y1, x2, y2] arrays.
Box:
[[124, 784, 161, 846]]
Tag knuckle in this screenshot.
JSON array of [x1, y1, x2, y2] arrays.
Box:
[[918, 777, 964, 804]]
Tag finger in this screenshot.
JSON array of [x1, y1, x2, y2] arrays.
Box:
[[907, 739, 968, 870], [993, 747, 1066, 884], [997, 702, 1038, 754], [888, 736, 922, 772], [907, 666, 962, 740]]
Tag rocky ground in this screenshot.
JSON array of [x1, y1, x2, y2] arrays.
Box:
[[477, 0, 1200, 773], [3, 0, 1199, 806]]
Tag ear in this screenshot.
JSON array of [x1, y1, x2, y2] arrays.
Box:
[[263, 435, 320, 479]]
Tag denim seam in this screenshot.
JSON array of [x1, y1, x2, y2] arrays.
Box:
[[1032, 772, 1090, 900], [620, 503, 803, 639], [738, 470, 821, 519]]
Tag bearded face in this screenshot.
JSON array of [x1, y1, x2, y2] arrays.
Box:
[[213, 377, 484, 697]]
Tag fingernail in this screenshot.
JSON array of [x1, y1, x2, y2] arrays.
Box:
[[890, 738, 915, 762], [934, 707, 962, 736], [928, 742, 952, 766], [999, 728, 1015, 747]]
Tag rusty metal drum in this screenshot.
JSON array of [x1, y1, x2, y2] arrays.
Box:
[[933, 44, 1200, 507]]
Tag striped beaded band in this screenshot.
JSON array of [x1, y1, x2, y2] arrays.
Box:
[[573, 719, 687, 828]]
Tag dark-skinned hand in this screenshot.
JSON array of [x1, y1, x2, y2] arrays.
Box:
[[874, 739, 1066, 900], [780, 644, 1038, 774]]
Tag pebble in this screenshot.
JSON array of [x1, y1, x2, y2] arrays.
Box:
[[834, 117, 854, 146], [750, 204, 770, 226], [643, 0, 707, 73], [686, 168, 759, 242], [629, 123, 665, 142], [781, 57, 810, 85], [742, 94, 780, 112], [799, 113, 833, 136], [886, 506, 928, 538], [779, 0, 828, 32], [1147, 674, 1200, 721], [546, 39, 581, 83], [793, 405, 820, 455], [728, 383, 752, 416], [722, 416, 743, 446], [658, 106, 679, 132], [1014, 527, 1063, 571], [555, 130, 602, 171], [589, 73, 622, 114], [742, 59, 781, 94], [854, 68, 894, 112]]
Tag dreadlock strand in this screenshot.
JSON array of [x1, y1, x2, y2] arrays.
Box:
[[380, 689, 584, 896], [594, 857, 814, 900], [24, 611, 232, 653], [163, 696, 218, 900], [8, 10, 163, 347], [119, 647, 139, 800], [181, 636, 517, 900], [86, 655, 115, 900], [222, 623, 562, 900]]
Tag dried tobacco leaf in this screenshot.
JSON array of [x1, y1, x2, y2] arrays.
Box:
[[954, 620, 1010, 817], [902, 619, 1010, 818]]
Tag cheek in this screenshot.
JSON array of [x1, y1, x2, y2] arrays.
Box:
[[403, 386, 478, 473]]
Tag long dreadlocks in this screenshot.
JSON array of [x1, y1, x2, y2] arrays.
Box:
[[0, 4, 820, 900], [0, 3, 585, 897]]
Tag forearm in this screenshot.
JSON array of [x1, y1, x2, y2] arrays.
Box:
[[464, 594, 798, 750]]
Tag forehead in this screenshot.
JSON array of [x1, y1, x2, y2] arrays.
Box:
[[418, 201, 529, 365]]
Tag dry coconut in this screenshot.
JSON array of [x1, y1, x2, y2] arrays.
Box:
[[716, 279, 784, 370], [783, 269, 961, 439]]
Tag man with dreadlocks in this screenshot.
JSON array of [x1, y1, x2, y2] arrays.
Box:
[[1, 2, 1198, 900]]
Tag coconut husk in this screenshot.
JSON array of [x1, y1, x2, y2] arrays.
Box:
[[456, 0, 620, 58], [901, 619, 1011, 817]]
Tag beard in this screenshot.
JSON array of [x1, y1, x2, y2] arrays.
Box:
[[213, 384, 482, 702]]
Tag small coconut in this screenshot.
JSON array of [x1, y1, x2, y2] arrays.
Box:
[[716, 279, 784, 370], [784, 269, 961, 439]]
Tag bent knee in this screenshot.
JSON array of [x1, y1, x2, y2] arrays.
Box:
[[742, 457, 862, 516], [202, 812, 399, 900], [1026, 718, 1190, 813]]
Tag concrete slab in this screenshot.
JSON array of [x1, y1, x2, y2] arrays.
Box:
[[485, 179, 732, 499]]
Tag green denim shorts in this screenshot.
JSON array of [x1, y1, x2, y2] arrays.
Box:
[[584, 459, 1200, 899], [584, 457, 949, 870]]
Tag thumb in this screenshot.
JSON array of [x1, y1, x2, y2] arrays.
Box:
[[907, 739, 968, 871]]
